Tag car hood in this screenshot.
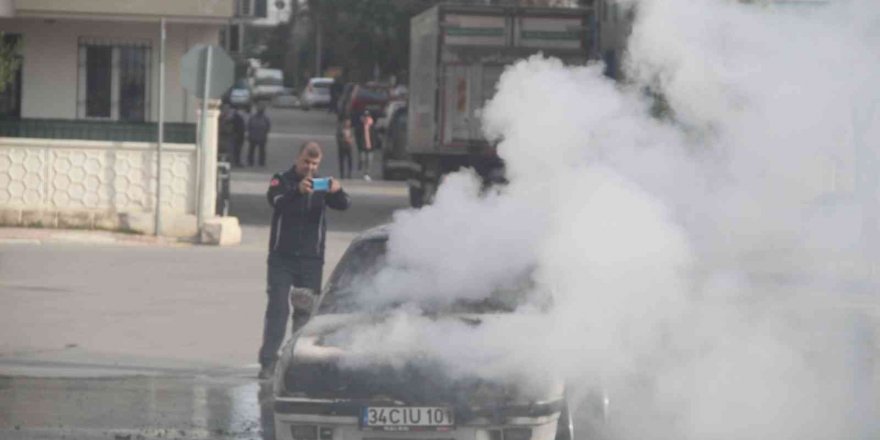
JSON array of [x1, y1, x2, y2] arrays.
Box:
[[282, 312, 564, 407]]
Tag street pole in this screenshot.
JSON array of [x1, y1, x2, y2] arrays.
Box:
[[314, 15, 322, 76], [195, 46, 213, 230], [155, 17, 166, 236]]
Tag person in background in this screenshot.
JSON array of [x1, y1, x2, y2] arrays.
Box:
[[217, 103, 235, 161], [355, 110, 375, 181], [230, 107, 247, 167], [336, 119, 354, 179], [247, 104, 272, 167]]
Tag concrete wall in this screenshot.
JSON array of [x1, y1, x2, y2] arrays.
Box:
[[0, 18, 220, 123], [0, 137, 199, 235]]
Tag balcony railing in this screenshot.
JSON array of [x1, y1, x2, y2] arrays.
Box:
[[0, 118, 196, 144]]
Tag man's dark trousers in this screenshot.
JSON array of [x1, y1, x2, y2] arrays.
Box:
[[248, 140, 266, 167], [258, 254, 323, 369]]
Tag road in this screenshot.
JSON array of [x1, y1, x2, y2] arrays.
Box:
[[0, 107, 410, 440]]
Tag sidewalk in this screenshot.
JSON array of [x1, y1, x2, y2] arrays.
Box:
[[0, 227, 190, 247]]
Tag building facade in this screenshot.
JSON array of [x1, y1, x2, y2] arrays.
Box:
[[0, 0, 234, 238], [1, 0, 234, 123]]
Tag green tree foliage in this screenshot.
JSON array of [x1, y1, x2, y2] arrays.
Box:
[[319, 0, 423, 79], [301, 0, 441, 82], [0, 33, 21, 94], [264, 0, 577, 86]]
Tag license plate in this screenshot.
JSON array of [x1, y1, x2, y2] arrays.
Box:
[[361, 406, 455, 431]]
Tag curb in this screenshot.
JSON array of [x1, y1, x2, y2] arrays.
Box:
[[0, 227, 192, 247]]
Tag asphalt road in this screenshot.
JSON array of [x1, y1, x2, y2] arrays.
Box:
[[0, 107, 410, 440]]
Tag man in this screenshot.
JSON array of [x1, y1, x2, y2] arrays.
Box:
[[258, 141, 351, 379], [218, 103, 240, 160], [247, 104, 271, 167], [230, 106, 247, 167]]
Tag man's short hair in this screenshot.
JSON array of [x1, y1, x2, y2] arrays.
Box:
[[299, 141, 322, 158]]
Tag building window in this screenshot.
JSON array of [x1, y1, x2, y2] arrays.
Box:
[[119, 47, 148, 121], [254, 0, 268, 18], [78, 38, 151, 121], [239, 0, 253, 16], [85, 46, 112, 118], [228, 24, 241, 53]]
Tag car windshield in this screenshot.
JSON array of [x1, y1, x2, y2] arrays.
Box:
[[356, 87, 390, 101], [312, 81, 332, 89], [256, 77, 283, 86], [317, 237, 532, 315]]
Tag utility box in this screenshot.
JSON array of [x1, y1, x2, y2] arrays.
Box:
[[404, 4, 597, 206]]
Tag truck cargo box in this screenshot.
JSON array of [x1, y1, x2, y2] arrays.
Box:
[[407, 4, 597, 156]]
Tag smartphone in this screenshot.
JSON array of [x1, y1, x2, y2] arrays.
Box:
[[312, 177, 330, 191]]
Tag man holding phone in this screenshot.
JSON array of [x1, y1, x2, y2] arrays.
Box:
[[258, 141, 350, 379]]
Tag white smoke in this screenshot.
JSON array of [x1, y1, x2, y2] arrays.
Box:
[[324, 0, 880, 438]]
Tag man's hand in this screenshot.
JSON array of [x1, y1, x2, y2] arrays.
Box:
[[329, 178, 342, 193], [298, 177, 313, 194]]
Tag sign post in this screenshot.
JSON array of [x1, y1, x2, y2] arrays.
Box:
[[180, 44, 234, 232], [155, 17, 166, 236]]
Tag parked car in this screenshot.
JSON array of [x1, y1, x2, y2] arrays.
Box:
[[271, 226, 576, 440], [273, 87, 300, 108], [251, 67, 285, 100], [225, 79, 252, 110], [374, 99, 407, 134], [300, 77, 334, 110], [338, 83, 391, 120], [381, 103, 412, 181]]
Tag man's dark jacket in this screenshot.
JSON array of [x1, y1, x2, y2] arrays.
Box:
[[267, 169, 350, 259]]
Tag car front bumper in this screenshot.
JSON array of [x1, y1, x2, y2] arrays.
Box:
[[273, 398, 562, 440]]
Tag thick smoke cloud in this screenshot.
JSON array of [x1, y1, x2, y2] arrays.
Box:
[[326, 0, 880, 438]]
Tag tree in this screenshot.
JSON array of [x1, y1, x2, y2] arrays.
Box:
[[299, 0, 441, 83], [0, 33, 21, 94], [282, 0, 582, 85]]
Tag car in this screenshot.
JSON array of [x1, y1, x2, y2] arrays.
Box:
[[271, 226, 576, 440], [338, 83, 391, 120], [273, 87, 301, 108], [251, 67, 285, 100], [300, 77, 334, 110], [225, 79, 252, 110]]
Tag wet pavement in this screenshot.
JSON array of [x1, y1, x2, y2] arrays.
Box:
[[0, 108, 409, 440], [0, 374, 274, 440]]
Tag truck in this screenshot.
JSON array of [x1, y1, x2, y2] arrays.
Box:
[[399, 4, 599, 207]]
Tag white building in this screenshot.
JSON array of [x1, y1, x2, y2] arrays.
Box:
[[0, 0, 233, 123], [223, 0, 292, 58], [0, 0, 237, 240]]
